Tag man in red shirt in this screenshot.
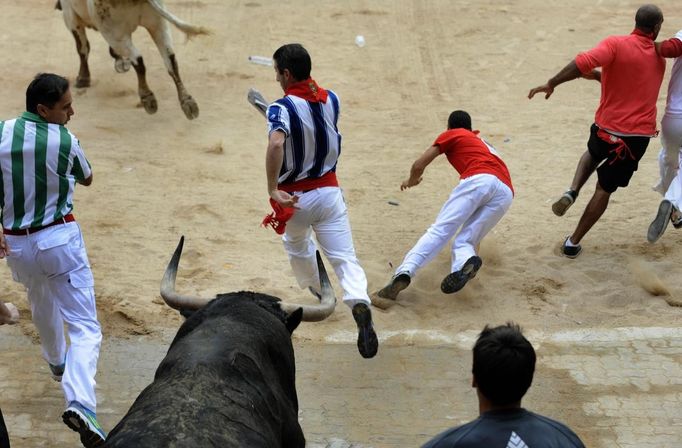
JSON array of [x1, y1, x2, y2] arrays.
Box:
[[529, 4, 665, 258], [377, 110, 513, 299]]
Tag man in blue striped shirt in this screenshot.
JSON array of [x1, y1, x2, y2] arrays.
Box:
[[265, 44, 378, 358], [0, 74, 105, 447]]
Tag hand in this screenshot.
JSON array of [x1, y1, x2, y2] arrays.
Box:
[[401, 177, 422, 190], [270, 190, 299, 208], [0, 302, 19, 325], [528, 83, 554, 100], [0, 234, 9, 259]]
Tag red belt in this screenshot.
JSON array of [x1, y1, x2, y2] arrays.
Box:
[[3, 214, 75, 236]]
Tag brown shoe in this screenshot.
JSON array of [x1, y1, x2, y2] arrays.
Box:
[[376, 273, 411, 300]]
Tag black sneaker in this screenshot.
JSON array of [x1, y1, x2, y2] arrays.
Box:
[[441, 256, 482, 294], [552, 190, 577, 217], [376, 272, 411, 300], [648, 199, 673, 243], [561, 236, 582, 258], [352, 303, 378, 359]]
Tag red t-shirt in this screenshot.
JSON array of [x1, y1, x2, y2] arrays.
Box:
[[433, 129, 513, 194], [574, 29, 665, 136]]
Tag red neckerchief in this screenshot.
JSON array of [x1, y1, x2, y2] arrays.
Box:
[[285, 78, 328, 103], [262, 199, 296, 234]]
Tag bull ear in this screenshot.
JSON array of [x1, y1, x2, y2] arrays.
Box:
[[285, 307, 303, 334]]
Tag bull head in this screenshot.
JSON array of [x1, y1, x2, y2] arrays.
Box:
[[160, 236, 337, 322]]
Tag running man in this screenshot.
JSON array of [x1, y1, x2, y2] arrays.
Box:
[[263, 44, 378, 359], [377, 110, 513, 299], [648, 31, 682, 242], [529, 4, 666, 257]]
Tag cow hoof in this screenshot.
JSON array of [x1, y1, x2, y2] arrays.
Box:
[[114, 59, 131, 73], [141, 93, 158, 114], [75, 77, 90, 88], [181, 96, 199, 120]]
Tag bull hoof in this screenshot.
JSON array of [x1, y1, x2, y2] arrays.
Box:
[[114, 59, 131, 73], [181, 96, 199, 120], [141, 92, 158, 114], [75, 77, 90, 88]]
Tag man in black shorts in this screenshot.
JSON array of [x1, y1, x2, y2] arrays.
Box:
[[587, 123, 650, 194], [421, 323, 585, 448], [528, 5, 665, 257]]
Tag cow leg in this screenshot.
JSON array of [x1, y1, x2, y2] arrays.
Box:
[[107, 37, 158, 115], [109, 47, 131, 73], [60, 6, 91, 87], [131, 56, 158, 114], [147, 22, 199, 119]]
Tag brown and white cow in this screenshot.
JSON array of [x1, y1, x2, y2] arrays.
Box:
[[56, 0, 208, 119]]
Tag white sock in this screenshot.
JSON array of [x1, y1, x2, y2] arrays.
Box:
[[565, 237, 579, 247]]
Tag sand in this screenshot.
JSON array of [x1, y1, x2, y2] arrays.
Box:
[[1, 0, 681, 446]]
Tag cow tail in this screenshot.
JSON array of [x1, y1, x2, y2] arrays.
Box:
[[145, 0, 210, 38]]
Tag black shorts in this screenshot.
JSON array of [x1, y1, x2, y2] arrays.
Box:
[[587, 123, 650, 193]]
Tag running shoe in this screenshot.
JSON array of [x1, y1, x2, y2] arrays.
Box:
[[441, 256, 482, 294], [352, 303, 378, 359], [647, 199, 673, 243], [376, 272, 411, 300], [62, 401, 106, 448], [552, 190, 577, 217]]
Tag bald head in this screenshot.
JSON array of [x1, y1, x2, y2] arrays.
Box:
[[635, 4, 663, 38]]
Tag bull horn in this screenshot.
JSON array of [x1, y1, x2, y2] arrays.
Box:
[[160, 237, 337, 319], [279, 251, 337, 322], [160, 236, 214, 311]]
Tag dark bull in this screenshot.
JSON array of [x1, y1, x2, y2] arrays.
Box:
[[103, 236, 336, 447]]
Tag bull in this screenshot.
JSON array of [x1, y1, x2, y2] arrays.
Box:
[[56, 0, 208, 119], [103, 236, 336, 447]]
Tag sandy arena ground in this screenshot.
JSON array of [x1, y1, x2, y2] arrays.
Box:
[[1, 0, 681, 446]]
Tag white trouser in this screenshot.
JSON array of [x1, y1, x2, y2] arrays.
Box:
[[654, 115, 682, 209], [282, 187, 370, 307], [396, 174, 513, 276], [5, 222, 101, 412]]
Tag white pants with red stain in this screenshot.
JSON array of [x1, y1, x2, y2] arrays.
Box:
[[655, 114, 682, 209], [282, 187, 371, 308], [396, 173, 513, 277], [5, 222, 101, 412]]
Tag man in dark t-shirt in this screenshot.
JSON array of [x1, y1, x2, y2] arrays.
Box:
[[422, 323, 585, 448]]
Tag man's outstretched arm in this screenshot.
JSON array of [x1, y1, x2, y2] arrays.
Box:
[[528, 60, 584, 100]]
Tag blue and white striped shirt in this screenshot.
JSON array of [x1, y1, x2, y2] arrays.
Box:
[[267, 90, 341, 184]]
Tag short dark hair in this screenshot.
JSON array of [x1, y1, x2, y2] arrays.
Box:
[[472, 322, 536, 406], [26, 73, 70, 114], [447, 110, 472, 130], [273, 44, 311, 81], [635, 4, 663, 32]]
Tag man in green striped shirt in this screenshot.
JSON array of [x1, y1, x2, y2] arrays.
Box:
[[0, 73, 105, 447]]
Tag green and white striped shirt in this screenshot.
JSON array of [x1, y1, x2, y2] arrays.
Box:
[[0, 112, 91, 231]]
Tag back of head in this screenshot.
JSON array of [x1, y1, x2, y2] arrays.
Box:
[[635, 4, 663, 34], [26, 73, 69, 114], [447, 110, 472, 131], [273, 44, 311, 82], [473, 322, 536, 406]]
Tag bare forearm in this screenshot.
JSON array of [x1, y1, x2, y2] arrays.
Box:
[[548, 60, 582, 89], [265, 145, 283, 194], [408, 163, 425, 184]]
